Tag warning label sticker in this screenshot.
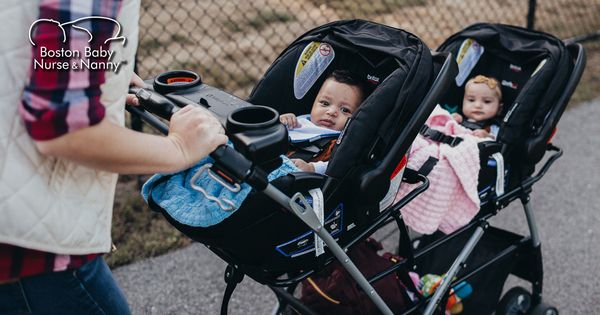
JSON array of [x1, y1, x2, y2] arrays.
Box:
[[455, 38, 484, 87], [294, 42, 335, 99]]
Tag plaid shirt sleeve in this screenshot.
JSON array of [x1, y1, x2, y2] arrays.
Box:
[[0, 0, 123, 282], [19, 0, 123, 140]]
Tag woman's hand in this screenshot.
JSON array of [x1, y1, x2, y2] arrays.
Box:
[[167, 105, 228, 169], [126, 72, 147, 106], [280, 113, 300, 129]]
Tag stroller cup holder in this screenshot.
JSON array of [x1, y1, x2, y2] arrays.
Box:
[[153, 70, 202, 94], [226, 105, 288, 173]]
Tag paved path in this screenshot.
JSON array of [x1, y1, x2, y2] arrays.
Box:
[[114, 99, 600, 314]]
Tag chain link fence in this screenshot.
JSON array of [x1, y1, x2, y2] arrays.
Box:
[[136, 0, 600, 98]]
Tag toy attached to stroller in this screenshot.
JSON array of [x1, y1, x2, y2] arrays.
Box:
[[128, 20, 585, 315]]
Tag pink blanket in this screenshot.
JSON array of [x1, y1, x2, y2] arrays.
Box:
[[395, 106, 481, 234]]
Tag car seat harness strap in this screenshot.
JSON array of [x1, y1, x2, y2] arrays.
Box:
[[419, 124, 464, 147], [417, 157, 439, 177]]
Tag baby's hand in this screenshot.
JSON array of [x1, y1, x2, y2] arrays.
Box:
[[451, 113, 463, 123], [291, 159, 315, 172], [472, 129, 490, 138], [280, 113, 300, 129]]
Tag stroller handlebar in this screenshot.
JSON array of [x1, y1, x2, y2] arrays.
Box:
[[126, 87, 270, 191], [129, 86, 178, 120]]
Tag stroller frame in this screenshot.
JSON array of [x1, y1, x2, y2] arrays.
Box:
[[129, 50, 454, 315], [129, 21, 585, 315], [268, 145, 562, 315], [262, 27, 586, 315]]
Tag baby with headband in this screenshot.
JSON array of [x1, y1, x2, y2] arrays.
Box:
[[452, 75, 503, 139]]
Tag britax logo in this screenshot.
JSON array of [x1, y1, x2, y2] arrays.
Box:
[[367, 74, 380, 84]]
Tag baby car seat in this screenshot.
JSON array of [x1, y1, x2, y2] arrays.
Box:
[[436, 23, 585, 206]]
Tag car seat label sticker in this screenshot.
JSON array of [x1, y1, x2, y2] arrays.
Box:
[[294, 42, 335, 99], [491, 152, 505, 196], [455, 39, 484, 86], [379, 155, 408, 211], [531, 58, 547, 77], [309, 188, 325, 257]]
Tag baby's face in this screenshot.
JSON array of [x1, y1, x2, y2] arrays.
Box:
[[310, 78, 362, 131], [462, 82, 501, 122]]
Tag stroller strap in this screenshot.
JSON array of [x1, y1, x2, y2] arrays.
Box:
[[419, 124, 464, 147], [288, 137, 338, 161]]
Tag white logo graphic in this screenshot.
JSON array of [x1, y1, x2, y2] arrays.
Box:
[[367, 74, 380, 84], [28, 16, 126, 72], [29, 16, 125, 46]]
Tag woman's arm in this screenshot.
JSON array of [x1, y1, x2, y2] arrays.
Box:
[[35, 105, 228, 174]]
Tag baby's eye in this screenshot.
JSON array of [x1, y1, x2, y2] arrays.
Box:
[[341, 107, 352, 114], [467, 98, 475, 102], [320, 101, 330, 106]]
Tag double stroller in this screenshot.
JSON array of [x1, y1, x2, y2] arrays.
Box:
[[131, 20, 585, 315]]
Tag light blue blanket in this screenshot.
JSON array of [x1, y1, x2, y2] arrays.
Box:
[[142, 153, 298, 227]]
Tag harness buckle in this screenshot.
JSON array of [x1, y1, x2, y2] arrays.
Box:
[[448, 136, 463, 147]]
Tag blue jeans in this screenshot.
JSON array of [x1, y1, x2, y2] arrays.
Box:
[[0, 257, 131, 315]]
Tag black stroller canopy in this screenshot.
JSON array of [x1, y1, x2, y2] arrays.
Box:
[[250, 19, 435, 200]]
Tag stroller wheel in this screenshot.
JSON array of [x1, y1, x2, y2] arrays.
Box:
[[528, 302, 559, 315], [496, 287, 532, 315]]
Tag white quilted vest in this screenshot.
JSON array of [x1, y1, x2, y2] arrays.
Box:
[[0, 0, 139, 254]]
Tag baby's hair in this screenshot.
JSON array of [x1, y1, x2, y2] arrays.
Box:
[[466, 75, 503, 101], [327, 69, 367, 101]]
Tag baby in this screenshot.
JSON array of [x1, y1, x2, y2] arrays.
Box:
[[452, 75, 503, 139], [279, 69, 365, 173]]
